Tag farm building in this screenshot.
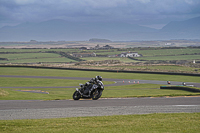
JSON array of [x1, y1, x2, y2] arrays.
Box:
[[101, 45, 114, 49], [90, 44, 114, 50], [72, 52, 96, 58], [79, 47, 88, 50], [119, 52, 141, 57]]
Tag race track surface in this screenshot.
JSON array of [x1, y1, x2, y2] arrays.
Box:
[[0, 75, 200, 120], [0, 97, 200, 120]]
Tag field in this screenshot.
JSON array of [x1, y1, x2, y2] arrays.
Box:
[[0, 47, 200, 74], [139, 54, 200, 61], [1, 47, 200, 63], [0, 67, 200, 100]]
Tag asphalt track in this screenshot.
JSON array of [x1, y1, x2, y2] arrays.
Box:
[[0, 75, 200, 120], [0, 97, 200, 120]]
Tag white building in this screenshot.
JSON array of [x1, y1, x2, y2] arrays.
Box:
[[120, 52, 141, 57]]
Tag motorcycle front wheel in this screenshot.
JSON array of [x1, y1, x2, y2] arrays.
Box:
[[91, 89, 102, 100], [73, 91, 81, 100]]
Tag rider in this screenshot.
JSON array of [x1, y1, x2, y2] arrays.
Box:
[[93, 75, 102, 83], [83, 76, 103, 95]]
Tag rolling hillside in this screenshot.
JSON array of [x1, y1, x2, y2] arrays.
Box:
[[0, 16, 200, 41]]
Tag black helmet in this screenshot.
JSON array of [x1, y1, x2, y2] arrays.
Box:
[[96, 75, 102, 81]]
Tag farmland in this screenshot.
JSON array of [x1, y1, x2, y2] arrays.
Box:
[[0, 47, 199, 61], [0, 46, 199, 73]]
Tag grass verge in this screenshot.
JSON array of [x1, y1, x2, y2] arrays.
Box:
[[103, 84, 200, 98], [0, 113, 199, 133]]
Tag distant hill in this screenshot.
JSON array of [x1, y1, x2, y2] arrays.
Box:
[[161, 16, 200, 33], [89, 38, 112, 43], [118, 16, 200, 40], [0, 19, 157, 42], [159, 16, 200, 39], [0, 16, 200, 42]]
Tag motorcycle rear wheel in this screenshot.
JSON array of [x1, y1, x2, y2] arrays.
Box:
[[73, 91, 81, 100], [91, 89, 102, 100]]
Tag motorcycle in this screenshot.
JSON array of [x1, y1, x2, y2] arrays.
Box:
[[73, 79, 104, 100]]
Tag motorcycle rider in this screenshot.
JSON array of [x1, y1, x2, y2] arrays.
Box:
[[83, 76, 103, 95]]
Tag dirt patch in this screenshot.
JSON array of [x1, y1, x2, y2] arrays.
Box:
[[0, 89, 9, 96]]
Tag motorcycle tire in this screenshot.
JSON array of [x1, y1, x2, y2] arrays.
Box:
[[73, 91, 81, 100], [91, 89, 102, 100]]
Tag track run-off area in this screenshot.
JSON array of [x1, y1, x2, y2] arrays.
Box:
[[0, 75, 200, 120]]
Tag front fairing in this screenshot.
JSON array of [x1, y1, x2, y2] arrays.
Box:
[[98, 81, 104, 90]]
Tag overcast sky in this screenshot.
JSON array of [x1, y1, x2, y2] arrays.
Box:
[[0, 0, 200, 29]]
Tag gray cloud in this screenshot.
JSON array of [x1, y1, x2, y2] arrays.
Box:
[[0, 0, 200, 28]]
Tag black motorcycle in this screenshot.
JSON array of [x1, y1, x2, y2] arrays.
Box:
[[73, 79, 104, 100]]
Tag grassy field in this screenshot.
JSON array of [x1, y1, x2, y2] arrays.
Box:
[[0, 48, 80, 53], [1, 47, 200, 64], [0, 53, 77, 63], [82, 47, 200, 61], [0, 53, 60, 59], [0, 113, 200, 133], [0, 57, 76, 63], [138, 54, 200, 61], [138, 48, 200, 56], [0, 67, 200, 100]]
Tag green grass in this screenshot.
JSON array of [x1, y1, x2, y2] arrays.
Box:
[[0, 58, 77, 63], [103, 84, 200, 98], [0, 77, 89, 87], [0, 53, 60, 59], [81, 57, 135, 62], [0, 48, 79, 53], [0, 113, 200, 133], [0, 53, 77, 63], [0, 88, 74, 100]]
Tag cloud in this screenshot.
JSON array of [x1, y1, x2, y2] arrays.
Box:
[[0, 0, 200, 28], [185, 0, 200, 5], [14, 0, 35, 5], [136, 0, 151, 4]]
